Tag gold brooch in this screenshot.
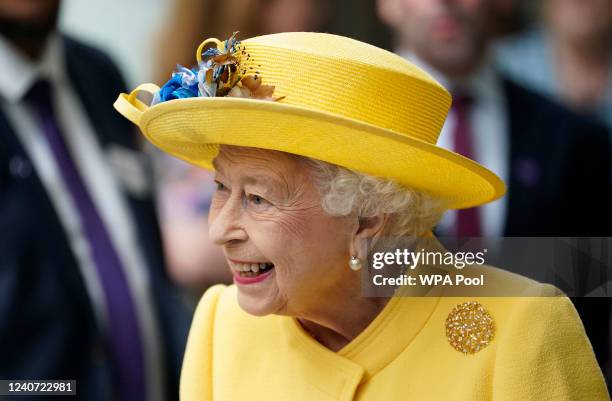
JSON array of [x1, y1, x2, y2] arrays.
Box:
[[445, 301, 494, 354]]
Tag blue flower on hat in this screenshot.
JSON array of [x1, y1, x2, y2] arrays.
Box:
[[157, 69, 200, 102]]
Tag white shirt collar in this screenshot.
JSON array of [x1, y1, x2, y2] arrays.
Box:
[[0, 33, 65, 103]]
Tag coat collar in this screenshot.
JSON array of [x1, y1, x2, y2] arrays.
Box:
[[280, 234, 447, 384]]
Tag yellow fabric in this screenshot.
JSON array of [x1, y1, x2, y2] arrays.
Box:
[[181, 270, 610, 401], [113, 32, 506, 209]]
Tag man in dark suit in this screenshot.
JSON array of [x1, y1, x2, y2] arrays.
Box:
[[377, 0, 611, 383], [0, 1, 189, 400]]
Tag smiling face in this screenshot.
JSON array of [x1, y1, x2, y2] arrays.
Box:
[[208, 145, 358, 317]]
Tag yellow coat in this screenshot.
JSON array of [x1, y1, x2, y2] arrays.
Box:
[[180, 267, 609, 401]]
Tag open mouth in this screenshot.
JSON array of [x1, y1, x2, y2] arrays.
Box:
[[230, 261, 275, 278]]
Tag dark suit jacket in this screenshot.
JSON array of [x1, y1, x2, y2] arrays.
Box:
[[503, 78, 611, 236], [0, 36, 190, 400], [501, 77, 612, 380]]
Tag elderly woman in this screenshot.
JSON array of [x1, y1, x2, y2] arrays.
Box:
[[115, 32, 609, 400]]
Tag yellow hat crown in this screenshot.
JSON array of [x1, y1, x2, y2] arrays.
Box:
[[231, 32, 451, 145]]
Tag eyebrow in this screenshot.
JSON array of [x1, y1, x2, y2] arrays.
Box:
[[212, 160, 288, 197], [247, 175, 286, 197]]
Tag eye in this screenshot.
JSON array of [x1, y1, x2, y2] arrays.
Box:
[[248, 194, 269, 206], [214, 180, 228, 191]]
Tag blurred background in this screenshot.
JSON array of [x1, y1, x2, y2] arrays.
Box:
[[1, 0, 611, 399]]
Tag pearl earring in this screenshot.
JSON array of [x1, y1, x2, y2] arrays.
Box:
[[349, 255, 362, 271]]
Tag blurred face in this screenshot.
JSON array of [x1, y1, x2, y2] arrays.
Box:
[[378, 0, 490, 77], [0, 0, 60, 57], [208, 146, 356, 317], [0, 0, 58, 21], [261, 0, 327, 33], [544, 0, 612, 43]]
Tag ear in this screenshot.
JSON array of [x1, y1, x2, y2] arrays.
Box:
[[349, 214, 390, 259], [377, 0, 404, 27]]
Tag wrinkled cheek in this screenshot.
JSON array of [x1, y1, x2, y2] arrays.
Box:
[[272, 215, 311, 239], [267, 244, 300, 285]]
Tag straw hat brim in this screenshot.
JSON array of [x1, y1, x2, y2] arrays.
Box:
[[118, 95, 506, 209]]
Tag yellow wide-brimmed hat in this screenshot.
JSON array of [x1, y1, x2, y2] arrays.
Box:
[[114, 31, 505, 209]]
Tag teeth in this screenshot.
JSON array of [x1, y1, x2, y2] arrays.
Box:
[[231, 262, 273, 273]]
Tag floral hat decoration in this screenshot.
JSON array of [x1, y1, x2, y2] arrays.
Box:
[[153, 32, 284, 104], [114, 31, 505, 209]]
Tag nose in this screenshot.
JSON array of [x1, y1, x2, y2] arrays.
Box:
[[208, 194, 248, 245]]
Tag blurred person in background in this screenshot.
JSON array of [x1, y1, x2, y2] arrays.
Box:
[[0, 0, 189, 400], [377, 0, 612, 384], [497, 0, 612, 131], [152, 0, 330, 296]]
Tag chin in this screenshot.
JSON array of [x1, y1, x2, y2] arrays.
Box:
[[236, 289, 277, 316]]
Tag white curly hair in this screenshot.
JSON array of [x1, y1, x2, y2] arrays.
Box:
[[304, 158, 445, 237]]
